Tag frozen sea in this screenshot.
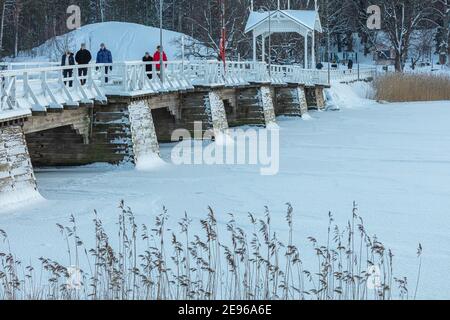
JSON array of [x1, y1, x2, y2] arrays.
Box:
[[1, 89, 450, 299]]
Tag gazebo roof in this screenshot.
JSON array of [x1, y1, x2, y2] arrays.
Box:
[[245, 9, 322, 35]]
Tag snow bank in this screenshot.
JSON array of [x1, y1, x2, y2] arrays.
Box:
[[327, 81, 375, 109], [135, 153, 167, 171], [18, 22, 198, 62], [265, 122, 280, 130], [0, 187, 44, 213]]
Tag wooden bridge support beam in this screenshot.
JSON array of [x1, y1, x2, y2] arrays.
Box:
[[273, 85, 309, 117], [149, 91, 213, 142], [25, 102, 132, 167], [226, 86, 266, 127]]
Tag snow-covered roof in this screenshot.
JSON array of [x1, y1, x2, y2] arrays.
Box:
[[245, 9, 322, 35]]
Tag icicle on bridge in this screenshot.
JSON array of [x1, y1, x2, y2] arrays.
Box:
[[0, 60, 375, 206]]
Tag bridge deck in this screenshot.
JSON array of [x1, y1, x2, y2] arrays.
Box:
[[1, 61, 376, 122]]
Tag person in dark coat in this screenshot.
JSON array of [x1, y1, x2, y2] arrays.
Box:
[[331, 58, 338, 69], [75, 43, 92, 85], [61, 50, 75, 87], [143, 52, 153, 79], [347, 59, 354, 70], [96, 43, 113, 83]]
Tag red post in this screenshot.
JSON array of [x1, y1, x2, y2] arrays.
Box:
[[219, 0, 226, 73]]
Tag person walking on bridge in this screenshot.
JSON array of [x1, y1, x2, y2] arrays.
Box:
[[347, 59, 354, 71], [61, 50, 75, 87], [153, 45, 167, 76], [75, 43, 92, 85], [143, 52, 153, 79], [96, 43, 113, 83]]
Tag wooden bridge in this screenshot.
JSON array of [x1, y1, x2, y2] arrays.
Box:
[[0, 60, 376, 206]]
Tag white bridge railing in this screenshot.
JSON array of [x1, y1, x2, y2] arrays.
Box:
[[0, 61, 60, 71], [0, 60, 376, 119], [328, 66, 377, 83]]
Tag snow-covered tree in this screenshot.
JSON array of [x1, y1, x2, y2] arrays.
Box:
[[0, 0, 447, 66], [435, 0, 450, 65], [409, 29, 435, 69], [377, 0, 436, 71], [0, 0, 15, 53]]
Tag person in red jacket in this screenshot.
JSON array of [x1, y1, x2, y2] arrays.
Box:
[[153, 45, 167, 71]]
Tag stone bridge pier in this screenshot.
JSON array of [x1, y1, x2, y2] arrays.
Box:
[[0, 122, 39, 206]]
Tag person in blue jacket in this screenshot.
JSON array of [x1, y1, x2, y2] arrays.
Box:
[[96, 43, 113, 83]]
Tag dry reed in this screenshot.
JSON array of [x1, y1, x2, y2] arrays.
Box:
[[0, 202, 421, 300], [374, 73, 450, 102]]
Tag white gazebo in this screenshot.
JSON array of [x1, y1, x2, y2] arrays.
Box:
[[245, 1, 322, 69]]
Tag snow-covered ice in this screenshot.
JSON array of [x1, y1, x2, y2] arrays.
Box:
[[213, 131, 235, 147], [1, 84, 450, 299]]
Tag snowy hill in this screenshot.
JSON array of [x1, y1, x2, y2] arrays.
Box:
[[15, 22, 197, 62]]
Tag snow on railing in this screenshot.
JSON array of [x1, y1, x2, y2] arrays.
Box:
[[0, 63, 107, 114], [270, 65, 329, 85], [0, 61, 376, 118], [328, 66, 376, 83], [0, 61, 60, 71]]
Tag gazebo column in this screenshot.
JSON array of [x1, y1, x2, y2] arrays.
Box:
[[253, 32, 257, 62], [304, 33, 308, 69], [262, 35, 266, 62], [311, 30, 316, 68]]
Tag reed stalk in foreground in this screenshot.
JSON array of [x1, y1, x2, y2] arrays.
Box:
[[0, 202, 421, 300]]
